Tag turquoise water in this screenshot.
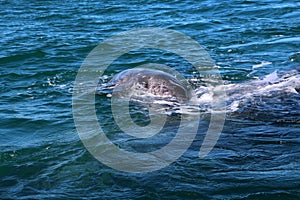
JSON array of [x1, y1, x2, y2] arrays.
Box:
[[1, 0, 300, 199]]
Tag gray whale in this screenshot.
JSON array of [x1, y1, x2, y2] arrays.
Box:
[[97, 68, 191, 102]]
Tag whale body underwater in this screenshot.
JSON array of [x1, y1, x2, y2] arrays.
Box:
[[97, 68, 191, 102], [97, 68, 300, 112]]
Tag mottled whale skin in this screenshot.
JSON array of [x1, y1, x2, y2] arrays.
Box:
[[98, 68, 191, 102]]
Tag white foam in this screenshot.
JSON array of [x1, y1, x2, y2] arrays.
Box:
[[192, 70, 300, 113], [230, 101, 240, 112], [252, 61, 272, 69], [258, 70, 279, 83]]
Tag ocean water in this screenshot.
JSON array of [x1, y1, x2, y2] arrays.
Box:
[[1, 0, 300, 199]]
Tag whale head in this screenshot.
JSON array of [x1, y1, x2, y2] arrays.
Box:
[[97, 68, 192, 103]]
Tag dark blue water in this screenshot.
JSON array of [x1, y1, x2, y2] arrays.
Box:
[[1, 0, 300, 199]]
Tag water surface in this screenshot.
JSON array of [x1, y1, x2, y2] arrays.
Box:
[[1, 0, 300, 199]]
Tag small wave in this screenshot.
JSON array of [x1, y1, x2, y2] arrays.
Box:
[[0, 50, 46, 64], [289, 52, 300, 63], [252, 61, 272, 69]]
